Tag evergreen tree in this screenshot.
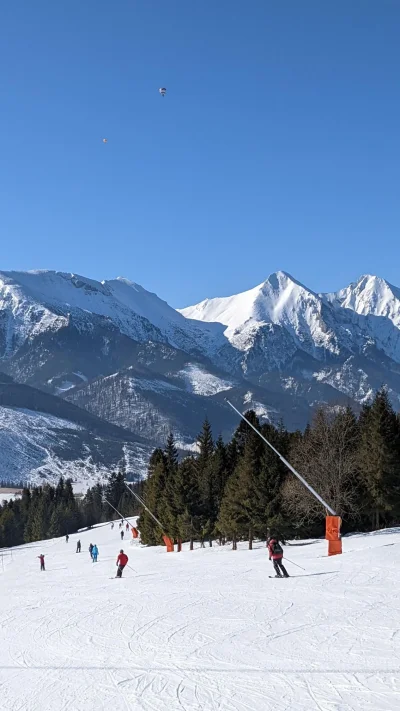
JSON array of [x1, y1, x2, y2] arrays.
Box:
[[138, 449, 167, 545], [196, 419, 216, 544], [174, 457, 201, 547], [0, 507, 19, 547], [105, 471, 126, 516], [162, 433, 180, 539], [358, 390, 400, 529], [48, 506, 64, 538]]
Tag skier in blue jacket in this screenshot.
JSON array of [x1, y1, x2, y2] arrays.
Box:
[[92, 544, 98, 562]]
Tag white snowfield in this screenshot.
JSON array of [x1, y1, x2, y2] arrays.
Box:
[[1, 525, 400, 711]]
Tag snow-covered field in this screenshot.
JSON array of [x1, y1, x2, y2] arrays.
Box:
[[1, 525, 400, 710]]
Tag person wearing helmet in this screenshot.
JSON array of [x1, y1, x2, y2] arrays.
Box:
[[267, 537, 289, 578], [116, 550, 129, 578]]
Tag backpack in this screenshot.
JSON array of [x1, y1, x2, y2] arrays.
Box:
[[271, 540, 283, 555]]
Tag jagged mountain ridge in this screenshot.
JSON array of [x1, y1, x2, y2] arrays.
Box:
[[1, 268, 400, 471]]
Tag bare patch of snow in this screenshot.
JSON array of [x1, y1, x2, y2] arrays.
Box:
[[175, 364, 233, 397]]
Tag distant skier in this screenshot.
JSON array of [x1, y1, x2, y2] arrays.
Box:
[[111, 522, 114, 530], [89, 543, 94, 560], [76, 540, 81, 553], [120, 530, 124, 540], [38, 554, 45, 571], [92, 544, 99, 562], [268, 537, 289, 578], [65, 534, 69, 543], [125, 522, 129, 531], [119, 523, 122, 529], [116, 549, 128, 578]]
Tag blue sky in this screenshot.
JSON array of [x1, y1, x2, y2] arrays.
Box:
[[1, 0, 399, 306]]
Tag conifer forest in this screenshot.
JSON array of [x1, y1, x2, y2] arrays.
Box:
[[1, 389, 400, 549]]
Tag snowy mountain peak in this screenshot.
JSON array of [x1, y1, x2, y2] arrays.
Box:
[[179, 270, 331, 356], [326, 274, 400, 329], [0, 269, 225, 361]]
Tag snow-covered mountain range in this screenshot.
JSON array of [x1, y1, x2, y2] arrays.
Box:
[[1, 268, 400, 482]]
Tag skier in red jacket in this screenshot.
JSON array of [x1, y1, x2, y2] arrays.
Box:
[[268, 538, 289, 578], [116, 550, 129, 578], [37, 554, 45, 571]]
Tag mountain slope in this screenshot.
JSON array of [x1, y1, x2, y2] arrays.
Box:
[[0, 375, 152, 484], [1, 267, 400, 468], [0, 270, 225, 360]]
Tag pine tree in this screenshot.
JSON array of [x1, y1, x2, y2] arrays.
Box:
[[255, 422, 288, 540], [196, 419, 216, 544], [138, 449, 167, 545], [175, 457, 201, 548], [358, 390, 400, 529], [217, 474, 242, 549], [48, 506, 64, 538], [105, 471, 126, 516], [162, 433, 180, 539], [0, 507, 19, 547], [213, 435, 229, 511]]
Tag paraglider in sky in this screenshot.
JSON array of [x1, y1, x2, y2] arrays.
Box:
[[159, 87, 166, 97], [102, 138, 108, 143]]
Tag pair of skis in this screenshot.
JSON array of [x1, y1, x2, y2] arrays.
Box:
[[269, 575, 290, 578]]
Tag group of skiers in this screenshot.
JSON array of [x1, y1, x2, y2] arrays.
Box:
[[37, 523, 288, 579], [37, 541, 285, 575], [88, 543, 99, 562]]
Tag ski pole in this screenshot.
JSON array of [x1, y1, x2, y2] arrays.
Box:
[[284, 557, 306, 571]]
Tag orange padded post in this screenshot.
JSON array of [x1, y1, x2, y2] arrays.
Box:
[[326, 516, 342, 556], [131, 527, 139, 539], [163, 535, 174, 552], [328, 539, 342, 555]]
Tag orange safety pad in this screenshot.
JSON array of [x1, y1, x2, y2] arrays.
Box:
[[163, 535, 174, 552], [326, 516, 341, 541], [328, 539, 342, 556]]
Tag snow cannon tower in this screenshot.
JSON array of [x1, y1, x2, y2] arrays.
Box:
[[226, 401, 342, 557]]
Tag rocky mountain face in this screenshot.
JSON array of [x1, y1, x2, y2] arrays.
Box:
[[0, 373, 152, 485], [1, 268, 400, 483]]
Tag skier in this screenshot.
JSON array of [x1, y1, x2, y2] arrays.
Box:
[[111, 522, 114, 530], [65, 534, 69, 543], [89, 543, 94, 560], [120, 530, 124, 540], [119, 523, 122, 529], [125, 522, 129, 531], [92, 544, 98, 562], [268, 537, 289, 578], [116, 549, 128, 578], [76, 540, 81, 553], [38, 554, 45, 571]]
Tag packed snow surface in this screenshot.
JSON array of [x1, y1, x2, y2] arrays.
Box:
[[1, 525, 400, 710]]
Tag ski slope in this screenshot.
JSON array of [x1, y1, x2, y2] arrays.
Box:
[[1, 525, 400, 710]]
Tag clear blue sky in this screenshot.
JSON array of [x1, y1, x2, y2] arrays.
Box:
[[1, 0, 399, 306]]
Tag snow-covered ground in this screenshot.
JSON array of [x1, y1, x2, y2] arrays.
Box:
[[176, 364, 233, 396], [1, 526, 400, 710]]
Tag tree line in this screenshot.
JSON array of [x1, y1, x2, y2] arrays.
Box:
[[0, 472, 144, 548], [139, 389, 400, 547], [1, 388, 400, 550]]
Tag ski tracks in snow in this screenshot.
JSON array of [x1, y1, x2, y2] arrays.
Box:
[[2, 531, 400, 709]]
